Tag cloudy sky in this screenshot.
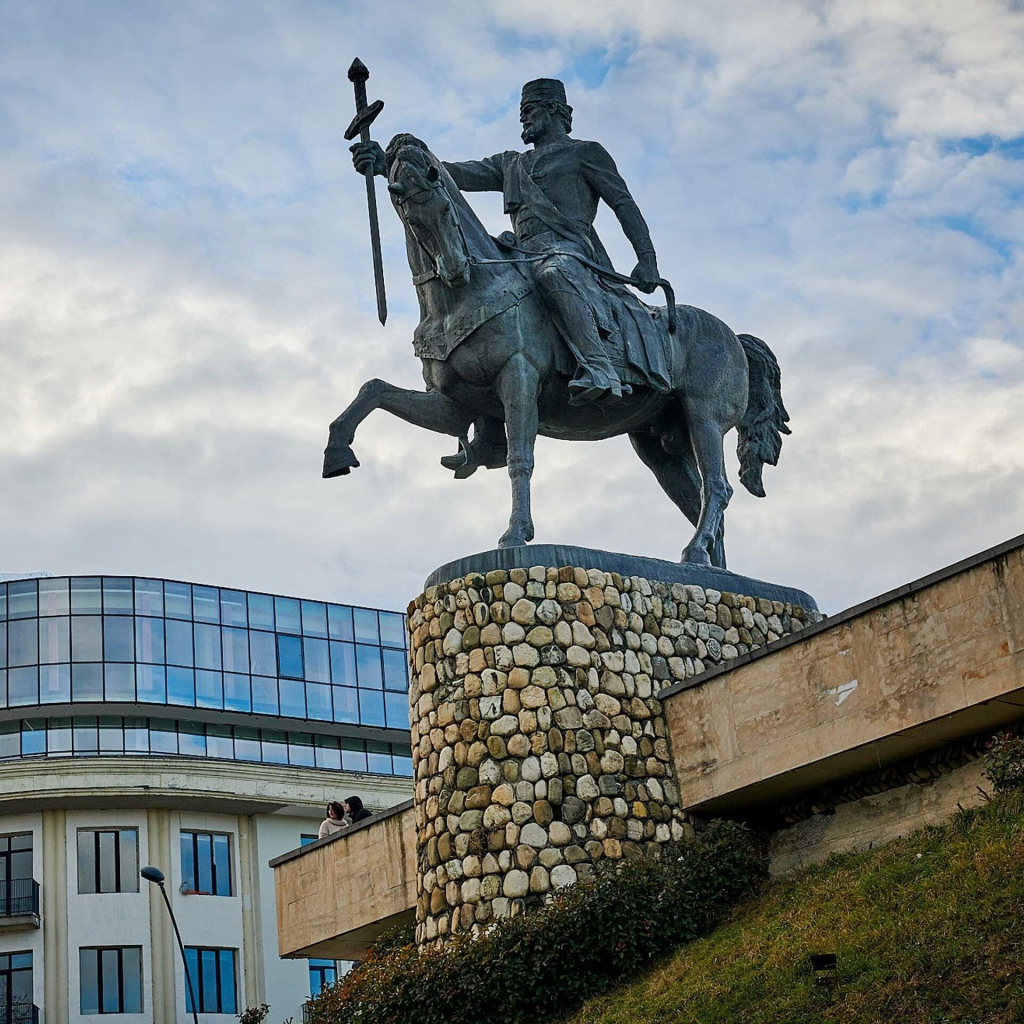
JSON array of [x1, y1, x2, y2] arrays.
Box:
[[1, 0, 1022, 615]]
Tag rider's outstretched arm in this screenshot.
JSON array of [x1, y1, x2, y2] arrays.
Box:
[[443, 153, 507, 192]]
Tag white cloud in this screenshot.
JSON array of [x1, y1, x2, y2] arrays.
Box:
[[0, 0, 1022, 615]]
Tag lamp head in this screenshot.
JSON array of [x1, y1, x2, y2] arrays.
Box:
[[140, 866, 165, 884]]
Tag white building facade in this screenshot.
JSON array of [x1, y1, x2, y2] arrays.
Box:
[[0, 575, 413, 1023]]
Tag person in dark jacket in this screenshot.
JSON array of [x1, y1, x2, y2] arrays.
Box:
[[344, 795, 372, 824]]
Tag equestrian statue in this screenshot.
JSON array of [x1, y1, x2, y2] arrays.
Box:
[[324, 69, 790, 568]]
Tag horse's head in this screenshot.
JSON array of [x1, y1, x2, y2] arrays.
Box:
[[387, 139, 470, 289]]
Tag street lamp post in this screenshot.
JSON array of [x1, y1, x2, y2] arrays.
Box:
[[141, 865, 200, 1024]]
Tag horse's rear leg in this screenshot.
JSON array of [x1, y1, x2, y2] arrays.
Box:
[[324, 378, 473, 478], [629, 426, 727, 570], [495, 354, 539, 548], [679, 401, 734, 566]]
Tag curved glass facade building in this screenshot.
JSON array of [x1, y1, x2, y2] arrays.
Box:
[[0, 573, 413, 1023], [0, 575, 413, 777]]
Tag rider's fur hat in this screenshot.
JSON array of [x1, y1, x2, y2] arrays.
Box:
[[521, 78, 570, 109]]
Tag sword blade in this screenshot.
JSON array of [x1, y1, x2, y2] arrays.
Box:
[[362, 150, 387, 326]]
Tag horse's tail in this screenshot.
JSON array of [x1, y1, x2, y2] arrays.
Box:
[[736, 333, 791, 497]]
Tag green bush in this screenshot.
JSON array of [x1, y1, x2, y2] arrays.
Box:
[[305, 819, 766, 1024], [984, 730, 1024, 792]]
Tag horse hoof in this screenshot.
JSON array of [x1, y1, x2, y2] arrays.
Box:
[[681, 546, 712, 566], [323, 443, 359, 478]]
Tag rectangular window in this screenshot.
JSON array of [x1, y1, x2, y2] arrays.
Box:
[[223, 673, 251, 713], [367, 739, 393, 775], [80, 945, 143, 1014], [184, 947, 237, 1015], [103, 578, 134, 615], [134, 578, 163, 617], [180, 831, 232, 896], [40, 664, 72, 703], [195, 670, 223, 710], [379, 611, 407, 648], [278, 679, 306, 719], [165, 618, 193, 667], [7, 580, 37, 618], [167, 667, 195, 707], [274, 597, 301, 634], [251, 677, 278, 716], [135, 616, 165, 664], [136, 665, 166, 704], [303, 638, 330, 682], [261, 730, 288, 765], [358, 687, 385, 727], [39, 616, 71, 663], [309, 958, 338, 995], [314, 735, 341, 770], [192, 586, 220, 623], [332, 686, 359, 725], [277, 635, 303, 679], [7, 619, 38, 667], [385, 691, 409, 731], [248, 630, 276, 676], [70, 577, 101, 614], [71, 616, 103, 662], [39, 577, 70, 615], [72, 664, 104, 702], [329, 641, 356, 687], [382, 647, 409, 691], [327, 604, 354, 641], [247, 593, 274, 630], [220, 590, 247, 627], [103, 616, 134, 662], [301, 601, 328, 638], [77, 828, 139, 894], [193, 623, 221, 670], [104, 663, 135, 702], [341, 738, 368, 773], [356, 645, 383, 689], [221, 627, 248, 673], [164, 581, 192, 619], [8, 667, 38, 707]]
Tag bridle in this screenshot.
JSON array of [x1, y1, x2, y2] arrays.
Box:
[[391, 171, 472, 287]]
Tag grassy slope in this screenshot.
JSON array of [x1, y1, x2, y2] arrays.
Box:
[[568, 793, 1024, 1024]]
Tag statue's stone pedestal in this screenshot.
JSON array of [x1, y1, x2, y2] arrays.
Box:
[[407, 545, 820, 947]]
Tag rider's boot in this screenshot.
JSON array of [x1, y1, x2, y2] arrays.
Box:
[[568, 375, 632, 407]]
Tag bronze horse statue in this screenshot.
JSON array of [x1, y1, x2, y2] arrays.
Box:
[[324, 137, 790, 568]]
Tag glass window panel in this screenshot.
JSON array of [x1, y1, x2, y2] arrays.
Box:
[[194, 623, 221, 670], [70, 577, 101, 614], [275, 597, 301, 634], [219, 949, 237, 1014], [385, 690, 409, 731], [223, 673, 251, 713], [39, 616, 71, 663], [119, 830, 139, 892], [49, 717, 72, 755], [277, 635, 303, 679], [165, 618, 193, 667], [179, 722, 206, 757], [359, 687, 385, 727], [8, 667, 38, 706], [220, 589, 247, 627], [0, 669, 6, 708], [103, 577, 133, 614], [135, 578, 163, 617], [0, 722, 19, 758], [328, 604, 354, 641], [165, 581, 192, 619], [103, 616, 134, 661], [356, 644, 383, 688], [192, 586, 219, 623], [0, 623, 5, 669], [97, 714, 123, 750], [122, 946, 142, 1012], [0, 583, 5, 619], [136, 665, 166, 704], [213, 835, 231, 896], [234, 728, 260, 762], [195, 670, 223, 709], [353, 607, 379, 644], [207, 724, 233, 759], [8, 619, 38, 667], [104, 663, 135, 701], [184, 948, 199, 1014], [199, 947, 218, 1012], [135, 616, 165, 664], [100, 947, 120, 1012], [303, 637, 330, 682], [72, 616, 103, 662], [383, 647, 409, 691], [341, 738, 368, 773], [301, 601, 327, 638], [393, 752, 414, 777], [306, 682, 332, 722], [221, 627, 248, 673], [150, 721, 178, 754], [251, 677, 278, 716], [247, 592, 274, 630], [330, 641, 356, 687], [22, 718, 46, 755], [7, 579, 38, 618], [72, 664, 104, 702], [367, 739, 393, 775], [379, 611, 406, 648], [249, 631, 276, 676], [167, 667, 195, 706], [288, 732, 315, 767], [74, 717, 99, 753], [278, 678, 306, 718], [314, 735, 341, 770], [124, 717, 148, 752], [38, 576, 70, 615], [261, 730, 288, 765], [79, 947, 99, 1013], [332, 686, 359, 725]]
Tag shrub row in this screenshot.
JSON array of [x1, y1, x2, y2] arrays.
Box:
[[984, 729, 1024, 793], [305, 819, 767, 1024]]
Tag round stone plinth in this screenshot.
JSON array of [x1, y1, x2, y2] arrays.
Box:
[[407, 553, 820, 948]]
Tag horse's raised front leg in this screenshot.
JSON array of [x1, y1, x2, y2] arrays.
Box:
[[680, 402, 734, 566], [324, 378, 474, 478], [495, 354, 539, 548]]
